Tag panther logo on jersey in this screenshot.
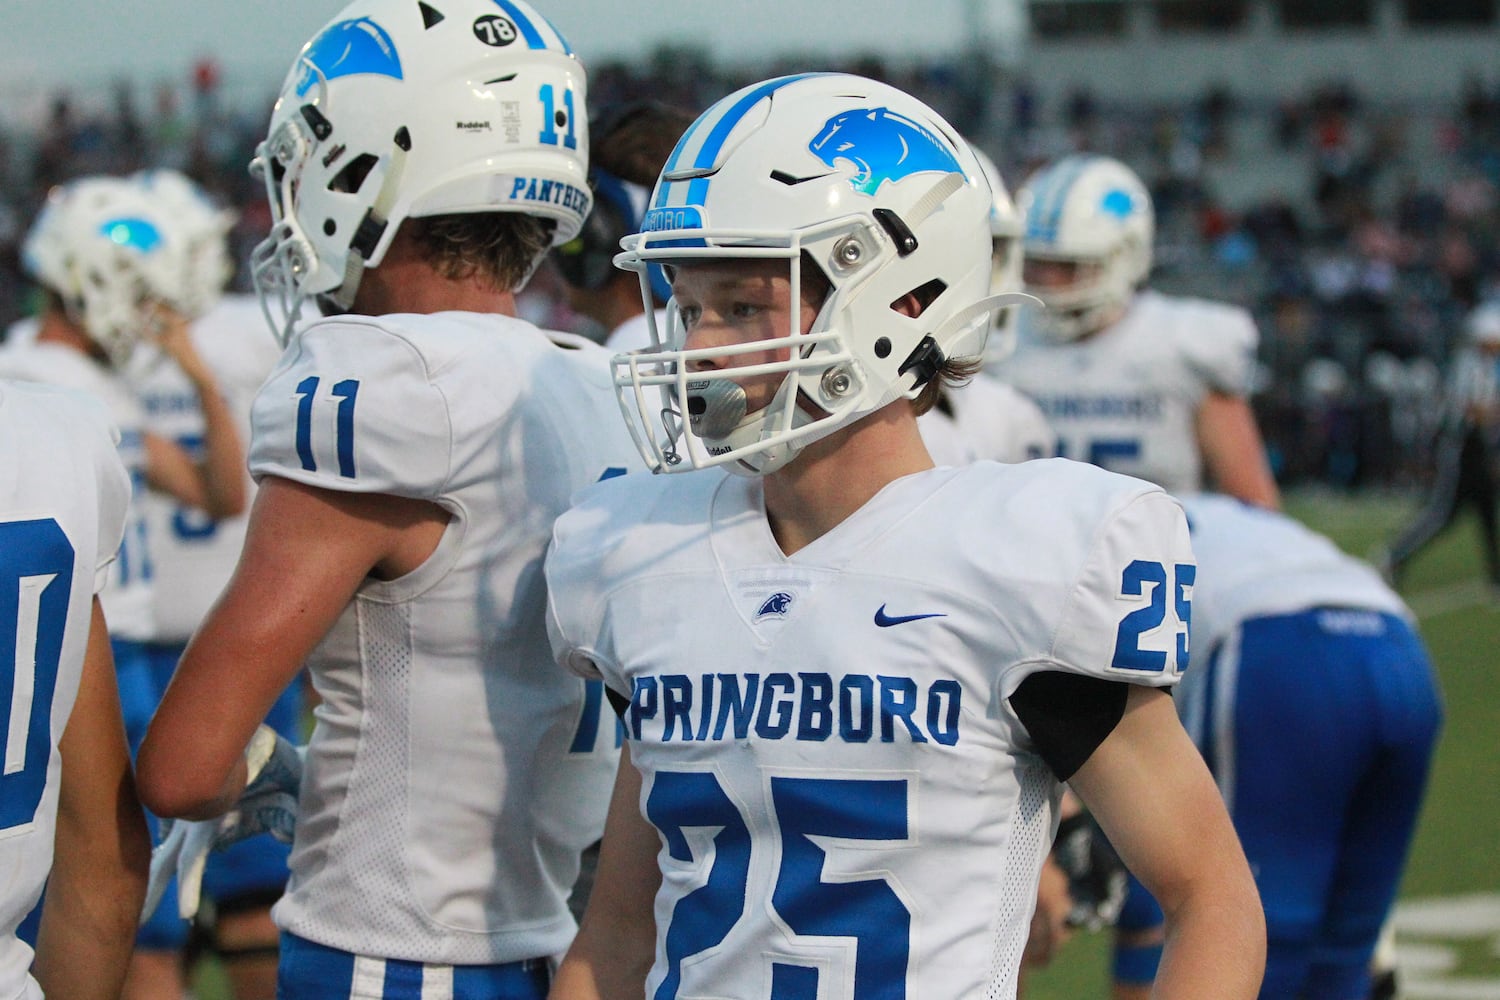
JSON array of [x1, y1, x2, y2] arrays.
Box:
[[808, 107, 963, 196], [294, 17, 404, 98], [755, 592, 794, 618]]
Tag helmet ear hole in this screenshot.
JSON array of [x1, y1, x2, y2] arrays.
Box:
[[329, 153, 379, 194]]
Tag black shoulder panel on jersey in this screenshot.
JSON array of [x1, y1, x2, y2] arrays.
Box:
[[1008, 671, 1131, 781]]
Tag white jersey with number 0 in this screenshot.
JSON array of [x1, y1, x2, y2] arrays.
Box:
[[129, 294, 282, 641], [547, 458, 1192, 999], [0, 380, 130, 999], [0, 341, 153, 640], [250, 311, 637, 965], [990, 290, 1257, 493]]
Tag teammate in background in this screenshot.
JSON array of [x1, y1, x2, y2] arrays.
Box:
[[136, 1, 637, 995], [989, 154, 1280, 507], [545, 72, 1263, 1000], [0, 174, 247, 1000], [919, 144, 1055, 467], [552, 100, 696, 353], [1381, 301, 1500, 590], [1110, 494, 1441, 1000], [126, 169, 296, 1000], [1, 380, 151, 1000]]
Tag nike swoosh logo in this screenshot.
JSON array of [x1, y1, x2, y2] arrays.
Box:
[[874, 604, 947, 627]]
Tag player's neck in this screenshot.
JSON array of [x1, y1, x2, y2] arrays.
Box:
[[34, 311, 105, 363], [352, 262, 518, 318], [762, 404, 933, 556]]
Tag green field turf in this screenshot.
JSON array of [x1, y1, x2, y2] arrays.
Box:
[[192, 488, 1500, 998]]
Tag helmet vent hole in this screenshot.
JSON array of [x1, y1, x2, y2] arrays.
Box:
[[329, 153, 379, 194], [418, 1, 445, 28], [874, 337, 892, 359], [323, 219, 337, 236]]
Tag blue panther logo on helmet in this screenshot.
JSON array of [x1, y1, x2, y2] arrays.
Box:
[[809, 107, 963, 197], [294, 17, 404, 98], [755, 592, 794, 618]]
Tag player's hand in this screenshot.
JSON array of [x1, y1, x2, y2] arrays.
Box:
[[138, 725, 304, 922], [1053, 810, 1128, 931], [145, 303, 212, 384], [1023, 855, 1075, 968]]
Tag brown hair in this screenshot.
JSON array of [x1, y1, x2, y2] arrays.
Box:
[[911, 355, 984, 416], [409, 212, 556, 292]]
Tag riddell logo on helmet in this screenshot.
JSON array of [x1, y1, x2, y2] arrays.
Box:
[[456, 121, 493, 133]]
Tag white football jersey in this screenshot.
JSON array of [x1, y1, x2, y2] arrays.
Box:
[[547, 460, 1193, 999], [919, 372, 1056, 466], [0, 380, 130, 999], [0, 341, 154, 640], [128, 294, 281, 641], [251, 311, 638, 965], [990, 290, 1257, 494], [602, 309, 666, 354], [1178, 493, 1410, 659]]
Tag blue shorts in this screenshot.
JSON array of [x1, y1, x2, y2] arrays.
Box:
[[277, 933, 550, 1000], [130, 641, 305, 950], [1118, 608, 1442, 998]]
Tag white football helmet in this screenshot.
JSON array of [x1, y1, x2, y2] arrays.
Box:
[[1019, 154, 1153, 341], [249, 0, 589, 344], [613, 73, 1017, 476], [970, 143, 1023, 361], [133, 169, 235, 318], [22, 176, 190, 367], [1466, 301, 1500, 347]]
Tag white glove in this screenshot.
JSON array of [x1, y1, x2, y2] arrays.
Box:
[[139, 725, 305, 923]]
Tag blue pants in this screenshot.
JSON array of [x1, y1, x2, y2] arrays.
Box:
[[277, 933, 550, 1000], [1119, 608, 1443, 998], [128, 641, 305, 949]]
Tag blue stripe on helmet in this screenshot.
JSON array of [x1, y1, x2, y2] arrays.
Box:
[[1029, 155, 1092, 246], [490, 0, 571, 54], [654, 73, 826, 210], [100, 217, 162, 253]]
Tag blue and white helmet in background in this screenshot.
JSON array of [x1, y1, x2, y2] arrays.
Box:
[[970, 143, 1024, 360], [249, 0, 589, 344], [1019, 153, 1153, 341], [613, 73, 1012, 476], [22, 175, 190, 367], [133, 168, 236, 318]]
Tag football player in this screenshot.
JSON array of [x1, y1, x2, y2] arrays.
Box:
[[990, 154, 1281, 507], [1110, 494, 1442, 1000], [1, 174, 248, 1000], [545, 72, 1264, 1000], [1, 379, 150, 1000], [126, 168, 297, 999], [918, 143, 1055, 467], [135, 0, 638, 996], [552, 100, 697, 354]]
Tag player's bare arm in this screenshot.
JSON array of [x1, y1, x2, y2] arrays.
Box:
[[142, 308, 247, 518], [32, 598, 151, 1000], [1070, 684, 1265, 999], [137, 476, 447, 820], [550, 743, 661, 1000], [1195, 390, 1281, 510]]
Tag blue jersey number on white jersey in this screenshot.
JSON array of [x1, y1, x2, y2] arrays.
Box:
[[293, 376, 361, 478], [1, 519, 74, 832], [649, 769, 912, 1000]]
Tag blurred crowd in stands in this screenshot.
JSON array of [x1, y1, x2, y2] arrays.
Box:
[[2, 52, 1498, 492]]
